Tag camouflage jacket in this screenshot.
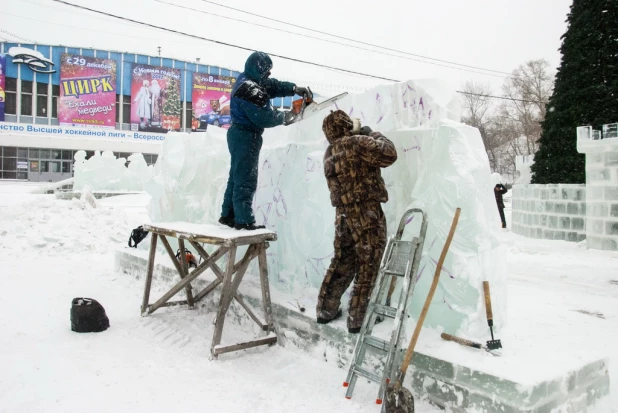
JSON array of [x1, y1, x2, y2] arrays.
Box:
[[323, 132, 398, 207]]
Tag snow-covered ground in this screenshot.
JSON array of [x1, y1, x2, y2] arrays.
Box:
[[0, 183, 616, 412]]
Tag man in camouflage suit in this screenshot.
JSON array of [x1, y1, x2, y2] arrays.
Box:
[[316, 110, 398, 333]]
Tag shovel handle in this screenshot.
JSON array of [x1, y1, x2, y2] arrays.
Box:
[[483, 281, 493, 324], [394, 208, 461, 391], [440, 333, 483, 349]]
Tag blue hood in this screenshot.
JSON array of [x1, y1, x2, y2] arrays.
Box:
[[244, 51, 273, 82]]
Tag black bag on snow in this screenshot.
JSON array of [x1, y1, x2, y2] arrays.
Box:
[[128, 226, 149, 248], [70, 298, 110, 333]]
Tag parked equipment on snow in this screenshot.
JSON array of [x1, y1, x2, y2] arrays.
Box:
[[483, 281, 502, 350], [383, 208, 461, 413], [128, 225, 149, 248], [343, 208, 428, 405], [287, 91, 349, 125], [440, 333, 501, 357], [70, 297, 110, 333]]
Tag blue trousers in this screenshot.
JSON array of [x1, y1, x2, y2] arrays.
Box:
[[221, 124, 263, 225]]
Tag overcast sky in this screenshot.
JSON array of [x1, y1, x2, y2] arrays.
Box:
[[3, 0, 572, 95]]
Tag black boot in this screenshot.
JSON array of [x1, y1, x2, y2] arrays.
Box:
[[317, 309, 342, 324], [348, 326, 361, 334], [234, 222, 266, 231], [218, 215, 235, 228]]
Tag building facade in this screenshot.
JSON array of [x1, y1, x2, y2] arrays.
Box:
[[0, 42, 296, 182]]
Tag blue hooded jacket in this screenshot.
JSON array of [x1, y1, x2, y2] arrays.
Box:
[[230, 52, 296, 133]]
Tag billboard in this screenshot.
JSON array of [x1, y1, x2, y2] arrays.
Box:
[[131, 64, 181, 133], [0, 54, 5, 122], [58, 53, 117, 128], [191, 74, 234, 131]]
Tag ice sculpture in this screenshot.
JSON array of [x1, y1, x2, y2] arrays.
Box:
[[145, 79, 506, 339], [73, 150, 154, 192]]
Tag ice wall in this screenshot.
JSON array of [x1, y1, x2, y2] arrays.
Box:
[[145, 79, 506, 339], [73, 150, 154, 192]]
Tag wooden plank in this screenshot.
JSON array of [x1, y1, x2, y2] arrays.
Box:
[[147, 246, 228, 314], [258, 243, 276, 334], [143, 222, 277, 246], [221, 245, 259, 312], [159, 235, 195, 308], [141, 233, 158, 316], [212, 335, 277, 356], [189, 241, 267, 329], [211, 246, 237, 353], [178, 239, 195, 308]]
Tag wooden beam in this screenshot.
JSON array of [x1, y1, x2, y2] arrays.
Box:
[[212, 246, 237, 354], [141, 233, 158, 316], [147, 246, 228, 314], [189, 241, 266, 329], [212, 335, 277, 356]]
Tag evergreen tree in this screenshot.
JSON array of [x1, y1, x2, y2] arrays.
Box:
[[531, 0, 618, 184], [162, 77, 181, 119]]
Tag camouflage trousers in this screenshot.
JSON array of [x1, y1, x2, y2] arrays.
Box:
[[316, 202, 387, 329]]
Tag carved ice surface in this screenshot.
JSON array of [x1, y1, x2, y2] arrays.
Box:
[[73, 150, 154, 191], [145, 79, 506, 339]]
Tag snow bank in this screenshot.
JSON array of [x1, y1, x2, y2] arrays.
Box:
[[145, 79, 505, 339]]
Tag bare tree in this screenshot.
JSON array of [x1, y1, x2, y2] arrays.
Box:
[[498, 59, 554, 170], [459, 81, 503, 171]]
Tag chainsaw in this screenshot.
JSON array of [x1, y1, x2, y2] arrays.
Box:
[[287, 88, 348, 125]]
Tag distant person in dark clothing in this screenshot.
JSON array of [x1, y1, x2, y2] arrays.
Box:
[[494, 183, 508, 228]]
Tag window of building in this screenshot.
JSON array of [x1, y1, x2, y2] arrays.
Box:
[[62, 162, 71, 173], [3, 158, 17, 171], [51, 149, 62, 160], [40, 161, 49, 172], [37, 82, 49, 117], [5, 78, 17, 115], [62, 150, 73, 161], [3, 147, 17, 157], [21, 80, 33, 116], [185, 102, 192, 129], [52, 85, 59, 118], [29, 148, 39, 158], [39, 149, 51, 159], [3, 171, 17, 179], [123, 95, 131, 124], [17, 148, 28, 159]]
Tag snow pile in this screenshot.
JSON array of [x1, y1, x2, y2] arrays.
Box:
[[145, 79, 505, 339], [0, 195, 129, 256], [73, 150, 153, 192]]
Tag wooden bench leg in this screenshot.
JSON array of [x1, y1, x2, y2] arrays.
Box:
[[212, 246, 237, 356], [141, 233, 158, 316], [178, 239, 195, 308], [258, 243, 276, 334]]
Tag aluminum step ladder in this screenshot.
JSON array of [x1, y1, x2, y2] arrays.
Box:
[[343, 208, 428, 404]]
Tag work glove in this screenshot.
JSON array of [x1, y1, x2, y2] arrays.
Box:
[[283, 111, 297, 126], [360, 126, 373, 135], [294, 86, 313, 100]]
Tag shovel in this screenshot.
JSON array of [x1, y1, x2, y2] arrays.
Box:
[[382, 208, 461, 413]]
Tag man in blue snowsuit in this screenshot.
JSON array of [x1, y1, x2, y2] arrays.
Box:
[[219, 51, 312, 230]]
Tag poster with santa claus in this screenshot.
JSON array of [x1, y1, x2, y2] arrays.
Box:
[[130, 64, 181, 133], [191, 74, 235, 132]]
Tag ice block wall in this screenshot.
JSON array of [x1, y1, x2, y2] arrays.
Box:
[[578, 128, 618, 250], [145, 79, 506, 339]]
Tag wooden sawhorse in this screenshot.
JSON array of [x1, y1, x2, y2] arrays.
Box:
[[140, 222, 278, 357]]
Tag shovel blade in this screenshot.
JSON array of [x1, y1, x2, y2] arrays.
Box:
[[382, 384, 415, 413]]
